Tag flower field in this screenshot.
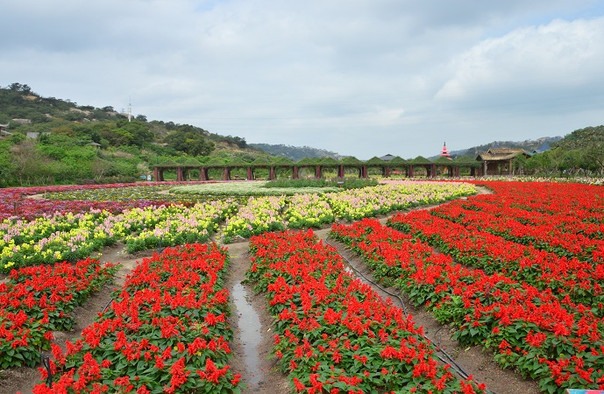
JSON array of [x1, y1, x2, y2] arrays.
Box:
[[0, 182, 475, 271], [33, 243, 241, 393], [1, 178, 602, 392], [247, 229, 485, 393], [330, 180, 604, 393]]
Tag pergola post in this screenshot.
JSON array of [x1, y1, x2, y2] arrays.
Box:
[[247, 167, 254, 180], [408, 165, 414, 178], [200, 167, 208, 181], [338, 165, 344, 178], [269, 166, 276, 180], [176, 167, 184, 182], [315, 165, 322, 179], [293, 166, 299, 179], [153, 167, 160, 181], [223, 167, 230, 181]]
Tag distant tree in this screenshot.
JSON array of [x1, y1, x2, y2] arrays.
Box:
[[116, 120, 154, 146], [51, 125, 77, 137], [91, 158, 112, 180], [165, 130, 214, 156], [135, 114, 148, 122], [8, 82, 32, 93]]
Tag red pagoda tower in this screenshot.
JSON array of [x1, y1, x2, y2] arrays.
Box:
[[440, 142, 452, 159]]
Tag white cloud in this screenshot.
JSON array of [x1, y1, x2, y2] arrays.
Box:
[[435, 17, 604, 111], [1, 1, 604, 158]]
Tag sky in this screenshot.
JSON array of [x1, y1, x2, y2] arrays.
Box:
[[2, 0, 604, 159]]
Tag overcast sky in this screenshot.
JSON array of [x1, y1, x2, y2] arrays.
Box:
[[2, 1, 604, 159]]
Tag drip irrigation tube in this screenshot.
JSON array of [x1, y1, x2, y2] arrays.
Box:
[[325, 238, 491, 390]]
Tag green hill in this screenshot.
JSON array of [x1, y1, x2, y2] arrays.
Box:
[[249, 143, 342, 161], [0, 83, 273, 186]]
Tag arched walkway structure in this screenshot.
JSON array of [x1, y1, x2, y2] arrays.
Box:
[[153, 156, 482, 182]]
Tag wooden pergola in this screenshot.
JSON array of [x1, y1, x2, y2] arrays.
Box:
[[152, 156, 482, 182]]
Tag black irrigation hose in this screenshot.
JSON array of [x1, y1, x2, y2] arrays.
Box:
[[326, 240, 408, 316], [41, 353, 53, 387], [325, 238, 489, 389], [102, 297, 114, 313]]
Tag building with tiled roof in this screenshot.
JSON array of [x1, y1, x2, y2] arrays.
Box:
[[476, 148, 531, 175]]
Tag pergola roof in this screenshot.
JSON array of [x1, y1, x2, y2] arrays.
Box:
[[477, 148, 531, 161]]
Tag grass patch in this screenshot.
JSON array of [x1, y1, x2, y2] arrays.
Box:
[[263, 178, 378, 189], [171, 181, 340, 196]]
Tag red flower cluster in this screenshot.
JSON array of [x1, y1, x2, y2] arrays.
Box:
[[248, 229, 486, 393], [331, 181, 604, 392], [33, 243, 241, 393], [0, 258, 118, 369]]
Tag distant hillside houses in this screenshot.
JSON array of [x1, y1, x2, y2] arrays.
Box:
[[11, 118, 31, 125]]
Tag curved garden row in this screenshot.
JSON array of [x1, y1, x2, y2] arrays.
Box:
[[0, 182, 476, 272], [329, 180, 604, 393]]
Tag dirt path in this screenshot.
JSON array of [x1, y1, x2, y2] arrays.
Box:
[[223, 241, 290, 393]]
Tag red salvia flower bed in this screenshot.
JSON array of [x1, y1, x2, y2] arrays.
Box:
[[247, 229, 486, 393], [0, 259, 118, 369], [33, 243, 241, 393]]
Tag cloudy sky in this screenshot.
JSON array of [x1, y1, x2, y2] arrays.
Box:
[[2, 1, 604, 159]]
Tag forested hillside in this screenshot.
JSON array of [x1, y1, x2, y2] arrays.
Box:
[[0, 83, 271, 186], [249, 143, 341, 161]]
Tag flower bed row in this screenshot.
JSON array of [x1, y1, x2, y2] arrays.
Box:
[[389, 207, 603, 307], [0, 181, 209, 222], [222, 182, 477, 240], [330, 218, 604, 392], [247, 229, 485, 393], [430, 200, 604, 262], [444, 181, 604, 262], [0, 259, 118, 369], [0, 201, 234, 272], [1, 182, 476, 272], [323, 182, 476, 221], [34, 243, 241, 393]]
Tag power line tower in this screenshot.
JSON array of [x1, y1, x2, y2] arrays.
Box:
[[127, 98, 133, 122]]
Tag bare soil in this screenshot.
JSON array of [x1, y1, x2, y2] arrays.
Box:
[[223, 241, 291, 393]]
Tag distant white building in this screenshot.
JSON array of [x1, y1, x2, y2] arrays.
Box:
[[26, 131, 50, 139], [11, 118, 32, 125], [0, 123, 11, 138]]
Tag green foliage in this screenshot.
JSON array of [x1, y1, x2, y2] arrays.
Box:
[[164, 129, 214, 156], [263, 178, 378, 189], [250, 143, 340, 161], [524, 125, 604, 176]]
